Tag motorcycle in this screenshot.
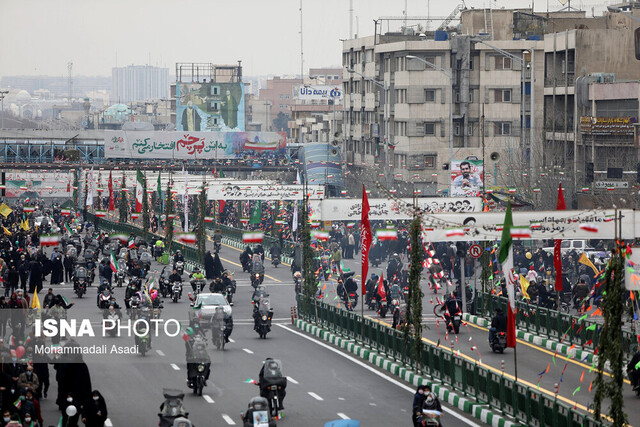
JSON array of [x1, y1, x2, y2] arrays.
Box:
[[128, 295, 142, 319], [73, 267, 90, 297], [251, 272, 264, 289], [271, 254, 280, 268], [116, 259, 127, 287], [174, 261, 185, 276], [340, 289, 358, 311], [211, 308, 227, 351], [187, 335, 210, 396], [172, 282, 182, 303], [378, 299, 388, 318], [255, 298, 274, 339], [293, 274, 302, 295], [224, 281, 236, 306], [157, 389, 189, 427], [241, 397, 277, 427], [214, 241, 221, 254], [75, 280, 87, 298], [190, 278, 205, 295], [136, 314, 151, 356], [104, 307, 121, 337], [98, 289, 112, 309], [418, 410, 442, 427], [159, 276, 170, 298], [491, 331, 508, 354]]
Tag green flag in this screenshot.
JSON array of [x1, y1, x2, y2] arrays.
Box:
[[250, 201, 262, 225]]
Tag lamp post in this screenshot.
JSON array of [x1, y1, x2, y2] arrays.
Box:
[[346, 68, 391, 187], [406, 55, 454, 169], [0, 90, 8, 130], [470, 39, 532, 181]]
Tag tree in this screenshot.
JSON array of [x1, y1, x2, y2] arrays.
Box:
[[301, 195, 316, 316], [593, 242, 628, 426], [407, 214, 424, 368], [197, 183, 207, 263], [164, 180, 174, 254], [142, 173, 150, 237], [118, 173, 128, 223], [272, 112, 291, 136]]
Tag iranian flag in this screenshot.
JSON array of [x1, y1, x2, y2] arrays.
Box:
[[244, 140, 280, 151], [95, 210, 107, 218], [498, 202, 517, 348], [240, 218, 249, 225], [135, 170, 144, 213], [128, 238, 135, 249], [510, 226, 531, 239], [445, 228, 464, 237], [110, 251, 118, 273], [40, 234, 60, 247], [110, 233, 128, 244], [243, 232, 264, 243], [311, 231, 330, 241], [61, 209, 71, 217], [310, 222, 320, 228], [579, 223, 599, 233], [375, 229, 398, 241], [131, 213, 140, 220], [204, 217, 214, 223], [177, 233, 197, 244], [23, 206, 35, 213], [346, 222, 355, 228], [167, 214, 176, 220], [64, 223, 73, 235]]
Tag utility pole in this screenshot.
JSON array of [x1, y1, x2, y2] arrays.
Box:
[[0, 90, 8, 129]]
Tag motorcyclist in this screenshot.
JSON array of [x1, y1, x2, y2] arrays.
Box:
[[240, 246, 253, 271], [258, 358, 287, 411], [365, 273, 379, 301], [124, 283, 138, 309], [190, 268, 205, 293], [344, 272, 358, 295], [169, 268, 183, 298], [242, 397, 276, 427], [572, 278, 589, 308], [489, 307, 508, 344], [173, 250, 185, 264], [269, 243, 281, 260], [387, 253, 403, 280], [210, 277, 225, 294], [96, 280, 112, 308], [184, 327, 210, 388], [293, 271, 302, 294], [252, 287, 269, 330], [213, 230, 222, 247], [255, 245, 265, 262], [627, 345, 640, 392], [421, 389, 443, 426]]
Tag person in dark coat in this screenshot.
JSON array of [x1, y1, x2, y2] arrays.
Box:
[[81, 390, 108, 427], [17, 256, 28, 291], [51, 255, 64, 285], [5, 266, 19, 298], [204, 251, 215, 280], [0, 297, 8, 338], [212, 253, 224, 279], [63, 255, 74, 284], [27, 259, 42, 294]]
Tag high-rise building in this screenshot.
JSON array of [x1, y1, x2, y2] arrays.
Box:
[[112, 65, 169, 103]]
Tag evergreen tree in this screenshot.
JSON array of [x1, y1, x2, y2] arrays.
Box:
[[593, 243, 628, 426], [118, 173, 127, 223], [164, 180, 174, 254], [301, 195, 316, 316], [142, 173, 150, 237], [197, 183, 206, 263], [407, 215, 424, 367]]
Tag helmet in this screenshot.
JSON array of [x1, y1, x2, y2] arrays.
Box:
[[185, 327, 194, 336]]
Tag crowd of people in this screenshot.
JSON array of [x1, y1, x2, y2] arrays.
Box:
[[0, 200, 108, 426]]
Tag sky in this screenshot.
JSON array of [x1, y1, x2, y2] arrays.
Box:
[[0, 0, 608, 78]]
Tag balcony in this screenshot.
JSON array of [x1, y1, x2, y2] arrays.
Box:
[[544, 73, 575, 87]]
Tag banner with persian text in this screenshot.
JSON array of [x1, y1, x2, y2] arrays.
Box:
[[104, 131, 286, 160], [309, 197, 482, 221], [207, 184, 325, 200]]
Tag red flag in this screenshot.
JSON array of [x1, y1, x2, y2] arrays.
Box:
[[219, 200, 226, 214], [376, 272, 386, 301], [554, 183, 566, 291], [108, 171, 115, 211], [360, 185, 372, 295], [67, 179, 71, 193]]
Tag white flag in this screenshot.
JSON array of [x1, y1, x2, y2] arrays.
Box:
[[292, 202, 298, 232], [86, 168, 95, 207], [183, 166, 189, 232]]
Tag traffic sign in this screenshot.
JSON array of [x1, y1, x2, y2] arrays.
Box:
[[469, 244, 482, 258]]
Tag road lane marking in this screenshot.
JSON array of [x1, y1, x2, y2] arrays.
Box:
[[243, 348, 254, 354], [287, 376, 299, 384], [278, 324, 482, 427], [203, 394, 215, 403], [308, 392, 324, 401], [228, 338, 235, 343], [369, 402, 377, 406], [222, 414, 236, 425], [105, 419, 113, 427], [156, 350, 165, 356], [337, 413, 350, 419], [338, 397, 345, 401], [170, 363, 180, 370], [367, 316, 605, 416]]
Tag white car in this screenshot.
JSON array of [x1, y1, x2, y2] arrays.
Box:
[[189, 293, 232, 325]]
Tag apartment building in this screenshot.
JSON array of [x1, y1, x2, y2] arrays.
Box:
[[342, 32, 543, 194]]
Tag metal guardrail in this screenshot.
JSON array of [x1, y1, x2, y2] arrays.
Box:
[[87, 213, 204, 271], [472, 291, 637, 360], [296, 295, 602, 427]]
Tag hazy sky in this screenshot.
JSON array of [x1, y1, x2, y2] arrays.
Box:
[[0, 0, 603, 78]]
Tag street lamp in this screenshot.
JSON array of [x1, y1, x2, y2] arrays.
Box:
[[346, 67, 391, 186], [470, 39, 533, 181], [0, 90, 8, 130], [406, 55, 454, 170]]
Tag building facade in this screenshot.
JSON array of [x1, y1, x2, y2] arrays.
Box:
[[112, 65, 169, 103]]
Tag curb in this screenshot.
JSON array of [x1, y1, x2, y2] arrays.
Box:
[[295, 318, 519, 427], [463, 314, 597, 365]]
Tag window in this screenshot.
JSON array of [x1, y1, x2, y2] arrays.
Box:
[[467, 123, 474, 136], [425, 123, 436, 135], [454, 122, 461, 136], [494, 89, 511, 102], [494, 122, 511, 135], [425, 90, 436, 102], [495, 57, 512, 70], [395, 89, 407, 104], [469, 90, 473, 103], [455, 91, 460, 103], [424, 155, 436, 168], [210, 101, 219, 110], [210, 86, 219, 95], [469, 58, 474, 70]]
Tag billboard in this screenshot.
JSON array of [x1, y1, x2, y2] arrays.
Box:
[[296, 85, 343, 101], [579, 116, 637, 136], [207, 184, 325, 200], [303, 143, 343, 187], [104, 131, 286, 160], [176, 82, 245, 131], [450, 159, 483, 197]]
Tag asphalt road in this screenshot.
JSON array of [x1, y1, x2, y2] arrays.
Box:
[[31, 237, 482, 427]]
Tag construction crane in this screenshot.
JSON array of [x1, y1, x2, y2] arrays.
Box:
[[437, 3, 467, 31]]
